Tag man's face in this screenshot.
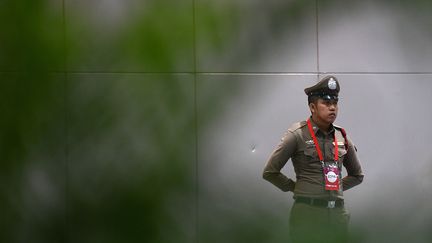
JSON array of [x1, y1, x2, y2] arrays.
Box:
[[310, 98, 338, 124]]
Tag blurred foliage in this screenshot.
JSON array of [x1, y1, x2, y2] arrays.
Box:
[[0, 0, 64, 71], [65, 0, 194, 72], [1, 0, 432, 243], [1, 0, 239, 242], [65, 75, 197, 243], [0, 73, 67, 242]]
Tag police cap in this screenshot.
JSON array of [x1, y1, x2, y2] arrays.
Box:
[[304, 76, 340, 101]]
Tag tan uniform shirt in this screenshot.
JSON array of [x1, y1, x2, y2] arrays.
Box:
[[263, 119, 364, 200]]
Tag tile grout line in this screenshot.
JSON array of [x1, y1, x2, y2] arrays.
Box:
[[61, 0, 69, 242], [192, 0, 199, 242], [63, 70, 70, 243], [316, 0, 320, 81], [2, 71, 432, 75]]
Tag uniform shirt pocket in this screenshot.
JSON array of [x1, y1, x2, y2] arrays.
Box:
[[333, 145, 347, 161], [303, 146, 318, 161]]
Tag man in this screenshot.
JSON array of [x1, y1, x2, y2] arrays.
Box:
[[262, 76, 364, 243]]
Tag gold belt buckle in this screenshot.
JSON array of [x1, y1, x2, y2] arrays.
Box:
[[327, 201, 336, 208]]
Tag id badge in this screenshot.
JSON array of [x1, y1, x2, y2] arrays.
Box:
[[323, 162, 340, 191]]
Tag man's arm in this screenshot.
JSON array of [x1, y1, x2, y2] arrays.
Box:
[[263, 130, 297, 192], [342, 137, 364, 191]]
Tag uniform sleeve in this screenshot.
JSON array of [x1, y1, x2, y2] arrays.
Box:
[[342, 136, 364, 191], [262, 131, 297, 192]]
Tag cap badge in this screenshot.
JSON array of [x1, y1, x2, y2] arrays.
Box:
[[328, 78, 337, 90]]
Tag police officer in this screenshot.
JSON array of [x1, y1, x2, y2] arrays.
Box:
[[263, 76, 364, 243]]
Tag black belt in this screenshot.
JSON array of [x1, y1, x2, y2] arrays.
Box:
[[295, 197, 344, 208]]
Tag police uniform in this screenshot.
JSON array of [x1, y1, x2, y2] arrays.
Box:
[[263, 76, 364, 243]]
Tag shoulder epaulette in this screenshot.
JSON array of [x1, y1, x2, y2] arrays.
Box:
[[288, 121, 307, 132], [334, 125, 348, 150]]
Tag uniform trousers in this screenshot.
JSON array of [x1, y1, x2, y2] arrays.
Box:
[[289, 201, 350, 243]]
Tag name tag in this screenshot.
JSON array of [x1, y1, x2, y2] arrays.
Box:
[[323, 162, 340, 191]]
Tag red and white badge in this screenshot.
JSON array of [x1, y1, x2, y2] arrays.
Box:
[[323, 162, 340, 191]]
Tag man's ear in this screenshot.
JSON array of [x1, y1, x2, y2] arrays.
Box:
[[309, 103, 315, 113]]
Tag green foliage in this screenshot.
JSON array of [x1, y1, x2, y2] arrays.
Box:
[[2, 0, 431, 242]]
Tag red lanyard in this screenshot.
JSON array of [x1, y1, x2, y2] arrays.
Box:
[[306, 118, 338, 162]]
